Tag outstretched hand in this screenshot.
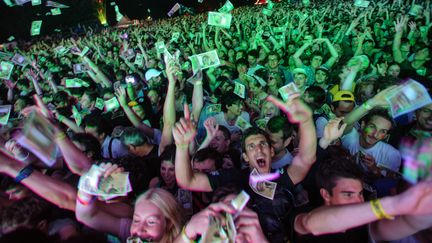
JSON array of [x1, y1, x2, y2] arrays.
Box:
[[324, 117, 347, 143], [394, 15, 407, 33], [266, 93, 313, 124], [395, 180, 432, 216], [114, 85, 128, 106], [368, 85, 399, 107], [165, 59, 180, 84], [21, 95, 54, 120], [172, 103, 196, 147], [98, 162, 124, 179], [204, 117, 219, 140]]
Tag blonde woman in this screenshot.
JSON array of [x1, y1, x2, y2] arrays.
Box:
[[75, 163, 183, 243]]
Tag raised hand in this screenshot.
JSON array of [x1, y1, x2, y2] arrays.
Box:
[[394, 15, 407, 33], [376, 62, 388, 76], [165, 59, 180, 84], [3, 79, 16, 89], [172, 104, 196, 147], [70, 46, 82, 56], [324, 117, 347, 143], [235, 208, 269, 243], [204, 117, 219, 141], [266, 93, 313, 124], [183, 202, 235, 241], [392, 179, 432, 216], [98, 162, 124, 179], [114, 85, 128, 106], [368, 85, 399, 107], [408, 21, 417, 31]]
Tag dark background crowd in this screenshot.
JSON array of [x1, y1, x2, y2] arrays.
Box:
[[0, 0, 432, 242]]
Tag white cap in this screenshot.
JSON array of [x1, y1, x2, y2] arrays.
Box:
[[145, 69, 162, 81]]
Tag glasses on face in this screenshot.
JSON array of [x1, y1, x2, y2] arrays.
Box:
[[246, 141, 269, 151]]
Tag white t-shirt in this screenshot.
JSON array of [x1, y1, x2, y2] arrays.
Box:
[[342, 129, 401, 172], [315, 116, 329, 138]]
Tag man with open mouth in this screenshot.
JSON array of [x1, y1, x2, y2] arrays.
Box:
[[173, 93, 316, 242]]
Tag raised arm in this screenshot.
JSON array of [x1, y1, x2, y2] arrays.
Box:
[[201, 24, 210, 51], [173, 106, 213, 192], [267, 93, 316, 185], [293, 41, 312, 68], [82, 55, 112, 88], [343, 85, 397, 134], [159, 60, 178, 155], [191, 70, 204, 124], [0, 151, 76, 211], [54, 130, 92, 176], [392, 16, 408, 64], [119, 56, 145, 81], [295, 180, 432, 236], [318, 117, 347, 149], [116, 86, 142, 127], [55, 112, 85, 134], [322, 38, 339, 68], [75, 168, 123, 236], [197, 117, 219, 151]]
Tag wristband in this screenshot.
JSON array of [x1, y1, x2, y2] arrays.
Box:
[[362, 102, 373, 111], [194, 81, 203, 86], [181, 225, 195, 243], [128, 101, 138, 107], [57, 115, 65, 123], [176, 143, 189, 149], [15, 165, 34, 183], [77, 191, 95, 206], [55, 132, 66, 141], [370, 199, 394, 220]]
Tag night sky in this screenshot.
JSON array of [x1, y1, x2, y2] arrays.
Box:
[[0, 0, 254, 42]]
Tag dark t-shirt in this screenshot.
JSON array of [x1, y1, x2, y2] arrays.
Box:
[[115, 145, 160, 198], [295, 225, 369, 243], [208, 167, 297, 243]]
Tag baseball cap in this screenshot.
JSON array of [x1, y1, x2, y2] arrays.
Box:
[[292, 68, 307, 76], [332, 90, 355, 102], [145, 69, 162, 81], [316, 66, 329, 75]]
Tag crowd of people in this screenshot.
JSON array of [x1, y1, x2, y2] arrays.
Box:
[[0, 0, 432, 242]]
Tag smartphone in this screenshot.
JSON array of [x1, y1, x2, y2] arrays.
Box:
[[125, 75, 136, 84], [120, 33, 128, 40]]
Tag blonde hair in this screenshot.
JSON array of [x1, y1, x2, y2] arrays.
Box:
[[135, 188, 183, 243]]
